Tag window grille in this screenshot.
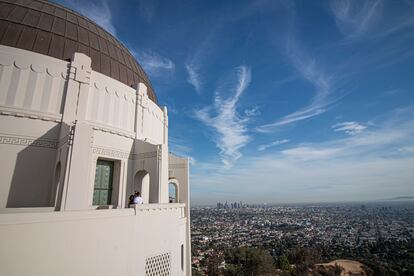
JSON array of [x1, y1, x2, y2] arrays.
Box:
[[145, 252, 171, 276]]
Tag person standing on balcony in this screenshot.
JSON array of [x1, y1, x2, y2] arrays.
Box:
[[128, 192, 136, 205], [133, 192, 143, 204]]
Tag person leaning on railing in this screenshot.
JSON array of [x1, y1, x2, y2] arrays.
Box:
[[133, 192, 143, 204], [129, 191, 143, 207]]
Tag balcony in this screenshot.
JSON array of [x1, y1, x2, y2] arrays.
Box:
[[0, 203, 187, 276], [0, 203, 186, 225]]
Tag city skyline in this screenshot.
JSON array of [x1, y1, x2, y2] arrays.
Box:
[[191, 202, 414, 274], [58, 0, 414, 204]]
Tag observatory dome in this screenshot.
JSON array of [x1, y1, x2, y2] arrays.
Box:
[[0, 0, 157, 102]]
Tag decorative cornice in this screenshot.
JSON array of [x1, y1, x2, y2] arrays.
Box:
[[135, 151, 157, 160], [91, 125, 135, 139], [0, 53, 69, 80], [91, 146, 158, 161], [0, 106, 62, 122], [0, 135, 58, 149], [93, 82, 135, 104], [92, 147, 130, 159], [169, 164, 187, 169]]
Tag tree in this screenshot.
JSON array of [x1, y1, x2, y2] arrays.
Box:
[[334, 264, 343, 276], [276, 255, 291, 271], [224, 247, 276, 276], [205, 252, 224, 276]]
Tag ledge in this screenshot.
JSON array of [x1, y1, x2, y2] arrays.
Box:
[[0, 207, 55, 214], [0, 203, 186, 226], [133, 203, 185, 210]]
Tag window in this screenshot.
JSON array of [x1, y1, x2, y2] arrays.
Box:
[[93, 160, 114, 205], [181, 244, 184, 271], [134, 170, 149, 204], [168, 182, 178, 203]]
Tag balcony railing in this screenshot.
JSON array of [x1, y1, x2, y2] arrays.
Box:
[[0, 203, 186, 225], [131, 203, 185, 217]]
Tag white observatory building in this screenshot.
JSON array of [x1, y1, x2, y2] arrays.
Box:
[[0, 0, 191, 275]]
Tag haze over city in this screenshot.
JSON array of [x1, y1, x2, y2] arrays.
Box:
[[58, 0, 414, 204]]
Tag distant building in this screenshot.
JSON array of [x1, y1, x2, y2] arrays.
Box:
[[0, 0, 191, 275]]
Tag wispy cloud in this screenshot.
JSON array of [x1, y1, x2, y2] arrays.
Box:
[[137, 0, 156, 23], [282, 146, 340, 160], [183, 0, 285, 95], [256, 0, 412, 134], [330, 1, 414, 74], [376, 16, 414, 39], [271, 75, 298, 88], [330, 0, 383, 39], [283, 116, 414, 161], [192, 153, 414, 204], [185, 63, 202, 94], [383, 89, 401, 97], [400, 146, 414, 153], [257, 37, 336, 132], [169, 137, 197, 165], [164, 101, 179, 115], [134, 50, 175, 75], [258, 139, 289, 151], [194, 66, 252, 168], [332, 121, 367, 135], [65, 0, 117, 36], [244, 106, 260, 117], [185, 30, 218, 94], [169, 139, 192, 154], [192, 113, 414, 204]]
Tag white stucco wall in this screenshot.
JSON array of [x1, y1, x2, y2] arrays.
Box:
[[169, 154, 191, 274], [0, 45, 191, 275], [0, 45, 171, 210], [0, 204, 187, 276], [0, 45, 69, 208]]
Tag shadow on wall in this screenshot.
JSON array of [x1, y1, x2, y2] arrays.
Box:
[[7, 124, 61, 208]]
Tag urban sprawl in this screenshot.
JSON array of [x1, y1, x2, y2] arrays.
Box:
[[191, 201, 414, 274]]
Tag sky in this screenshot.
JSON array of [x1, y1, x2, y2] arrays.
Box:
[[57, 0, 414, 205]]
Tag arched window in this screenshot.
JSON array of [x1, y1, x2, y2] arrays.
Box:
[[134, 170, 150, 204], [168, 182, 178, 203]]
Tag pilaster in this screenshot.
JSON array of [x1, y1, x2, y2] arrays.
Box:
[[61, 53, 91, 124], [135, 83, 148, 140], [163, 106, 168, 145], [158, 144, 169, 203], [59, 53, 93, 211], [63, 121, 93, 210]]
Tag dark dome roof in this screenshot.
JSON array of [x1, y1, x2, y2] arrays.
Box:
[[0, 0, 157, 103]]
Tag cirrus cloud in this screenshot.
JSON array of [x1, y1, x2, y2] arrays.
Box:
[[194, 66, 252, 168], [332, 121, 367, 135]]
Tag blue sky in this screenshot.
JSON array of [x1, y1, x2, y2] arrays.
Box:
[[58, 0, 414, 204]]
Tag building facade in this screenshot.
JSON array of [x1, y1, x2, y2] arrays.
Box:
[[0, 1, 191, 275]]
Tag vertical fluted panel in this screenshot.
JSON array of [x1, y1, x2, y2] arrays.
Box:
[[0, 46, 69, 119], [87, 71, 138, 134], [0, 64, 13, 104]]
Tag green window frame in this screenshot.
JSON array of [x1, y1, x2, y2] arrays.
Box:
[[93, 159, 114, 206]]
